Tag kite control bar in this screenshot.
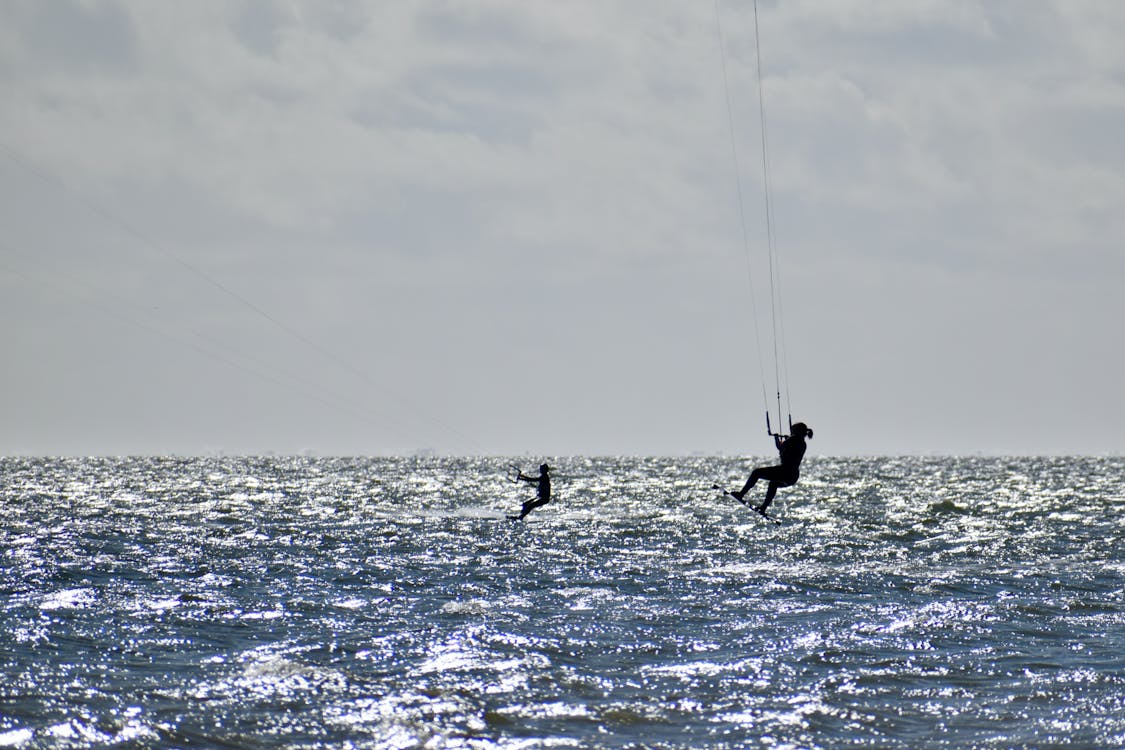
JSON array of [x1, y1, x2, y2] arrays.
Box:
[[766, 411, 793, 439]]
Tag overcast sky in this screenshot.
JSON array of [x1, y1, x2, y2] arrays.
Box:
[[1, 1, 1122, 457]]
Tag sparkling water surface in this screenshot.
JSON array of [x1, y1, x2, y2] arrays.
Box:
[[2, 456, 1123, 748]]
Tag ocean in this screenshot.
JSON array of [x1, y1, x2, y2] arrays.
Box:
[[1, 456, 1122, 749]]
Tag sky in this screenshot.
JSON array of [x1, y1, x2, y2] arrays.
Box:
[[1, 0, 1122, 457]]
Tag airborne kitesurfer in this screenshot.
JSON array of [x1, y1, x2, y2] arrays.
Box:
[[509, 463, 551, 520], [731, 422, 812, 514]]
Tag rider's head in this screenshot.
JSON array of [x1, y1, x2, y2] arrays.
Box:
[[791, 422, 813, 439]]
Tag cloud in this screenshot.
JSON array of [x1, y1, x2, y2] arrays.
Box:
[[1, 1, 1123, 455], [1, 0, 138, 73]]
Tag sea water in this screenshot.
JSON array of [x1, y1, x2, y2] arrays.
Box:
[[1, 456, 1122, 749]]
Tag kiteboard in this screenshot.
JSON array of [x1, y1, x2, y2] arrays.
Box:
[[712, 484, 781, 525]]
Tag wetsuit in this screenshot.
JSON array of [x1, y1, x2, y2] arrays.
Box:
[[514, 470, 551, 520], [738, 433, 807, 512]]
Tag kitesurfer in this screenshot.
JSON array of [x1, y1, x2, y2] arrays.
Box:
[[731, 422, 812, 514], [509, 463, 551, 520]]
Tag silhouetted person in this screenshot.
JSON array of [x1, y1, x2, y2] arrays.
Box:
[[732, 422, 813, 514], [509, 463, 551, 520]]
